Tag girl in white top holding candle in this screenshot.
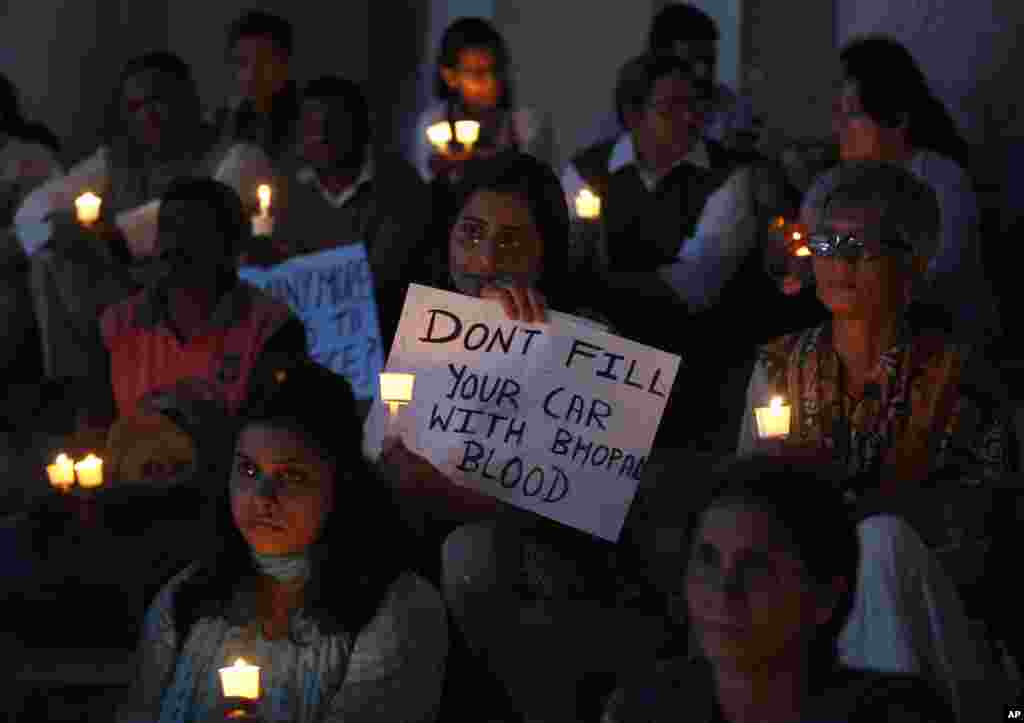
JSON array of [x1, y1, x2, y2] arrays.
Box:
[[411, 17, 552, 185], [123, 362, 446, 723]]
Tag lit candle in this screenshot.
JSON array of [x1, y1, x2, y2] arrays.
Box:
[[47, 453, 76, 492], [252, 184, 274, 236], [219, 658, 261, 700], [454, 120, 481, 152], [426, 122, 453, 154], [75, 192, 102, 226], [380, 372, 416, 421], [74, 454, 104, 489], [773, 216, 786, 229], [575, 188, 601, 220], [795, 245, 812, 257], [754, 396, 791, 440], [791, 231, 803, 242]]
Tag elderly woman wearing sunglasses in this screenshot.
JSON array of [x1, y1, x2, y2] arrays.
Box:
[[736, 162, 1012, 721], [738, 161, 1011, 492]]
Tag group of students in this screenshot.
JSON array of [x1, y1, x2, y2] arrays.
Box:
[[0, 3, 1019, 722]]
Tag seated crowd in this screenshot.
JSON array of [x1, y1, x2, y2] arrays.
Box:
[[0, 5, 1019, 723]]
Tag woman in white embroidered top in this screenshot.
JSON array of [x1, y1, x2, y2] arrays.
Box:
[[120, 362, 447, 723], [412, 17, 552, 184], [781, 35, 999, 340]]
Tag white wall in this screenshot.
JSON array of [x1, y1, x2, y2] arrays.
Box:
[[494, 0, 656, 170]]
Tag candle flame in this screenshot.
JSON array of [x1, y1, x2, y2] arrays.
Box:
[[770, 396, 784, 410], [257, 185, 271, 213], [773, 216, 786, 229], [56, 453, 71, 465], [426, 122, 453, 147], [795, 245, 811, 257], [454, 120, 480, 145], [792, 231, 802, 241], [235, 658, 248, 667]]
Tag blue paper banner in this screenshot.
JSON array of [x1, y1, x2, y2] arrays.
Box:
[[239, 244, 384, 399]]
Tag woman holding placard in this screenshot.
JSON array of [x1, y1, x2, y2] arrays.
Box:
[[122, 363, 446, 723], [373, 151, 667, 721]]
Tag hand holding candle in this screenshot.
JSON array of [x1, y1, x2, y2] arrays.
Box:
[[219, 658, 260, 700], [380, 372, 415, 420], [754, 396, 791, 440], [47, 453, 76, 492], [427, 122, 453, 155], [252, 184, 274, 237], [454, 120, 480, 153], [74, 453, 104, 489], [75, 192, 102, 226], [575, 188, 601, 220]]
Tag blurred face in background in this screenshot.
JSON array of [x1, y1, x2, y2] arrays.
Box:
[[442, 47, 503, 112], [299, 97, 362, 173], [231, 33, 290, 108], [669, 37, 718, 84], [629, 71, 708, 173], [152, 198, 232, 292], [121, 69, 181, 150]]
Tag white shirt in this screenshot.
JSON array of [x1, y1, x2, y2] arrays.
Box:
[[295, 152, 375, 208], [562, 134, 756, 311], [410, 103, 553, 183], [13, 143, 273, 257]]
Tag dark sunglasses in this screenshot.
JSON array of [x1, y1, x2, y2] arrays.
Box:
[[807, 233, 913, 261]]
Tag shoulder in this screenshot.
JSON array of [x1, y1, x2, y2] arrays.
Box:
[[147, 561, 203, 618], [908, 150, 971, 191], [821, 667, 954, 722], [100, 289, 149, 341], [346, 572, 446, 679], [607, 657, 713, 722], [572, 137, 619, 178]]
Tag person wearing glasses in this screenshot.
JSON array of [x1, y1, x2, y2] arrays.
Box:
[[737, 161, 1009, 721], [782, 36, 999, 342]]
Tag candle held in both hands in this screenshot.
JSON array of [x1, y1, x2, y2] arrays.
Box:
[[427, 122, 453, 153], [454, 120, 480, 151], [47, 453, 76, 491], [219, 658, 261, 700], [74, 454, 104, 489], [575, 188, 601, 220], [75, 192, 102, 226], [754, 396, 791, 440]]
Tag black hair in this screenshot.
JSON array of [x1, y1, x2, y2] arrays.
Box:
[[0, 72, 24, 135], [302, 75, 372, 157], [449, 150, 570, 308], [840, 35, 969, 169], [686, 454, 860, 687], [103, 52, 203, 152], [17, 121, 61, 155], [614, 52, 710, 127], [158, 177, 246, 260], [227, 10, 294, 58], [172, 361, 411, 641], [434, 17, 511, 107], [649, 3, 719, 51]]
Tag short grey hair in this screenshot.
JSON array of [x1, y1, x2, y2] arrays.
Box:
[[819, 161, 941, 262]]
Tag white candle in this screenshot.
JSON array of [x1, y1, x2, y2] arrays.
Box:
[[74, 454, 104, 489], [219, 658, 260, 700], [454, 120, 480, 152], [47, 453, 76, 492], [575, 188, 601, 220], [426, 122, 453, 153], [380, 372, 415, 421], [75, 192, 102, 226], [754, 396, 791, 440], [252, 184, 274, 236]]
